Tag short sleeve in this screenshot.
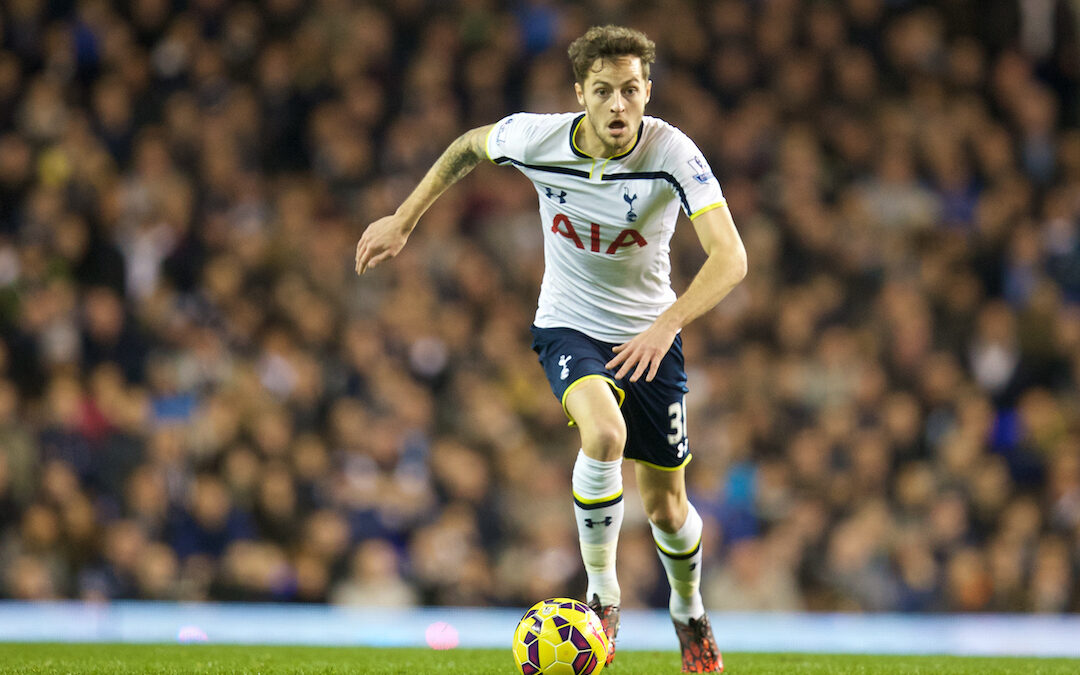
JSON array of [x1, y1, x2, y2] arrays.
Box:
[[667, 134, 726, 220], [486, 113, 539, 164]]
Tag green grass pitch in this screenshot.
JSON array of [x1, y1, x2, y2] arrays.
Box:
[[0, 644, 1077, 674]]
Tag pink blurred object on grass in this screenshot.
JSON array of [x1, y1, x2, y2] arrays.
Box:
[[425, 621, 459, 650], [177, 625, 209, 643]]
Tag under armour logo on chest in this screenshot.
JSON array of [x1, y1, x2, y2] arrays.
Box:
[[545, 187, 567, 203]]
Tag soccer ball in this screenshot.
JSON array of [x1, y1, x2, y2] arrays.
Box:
[[512, 598, 611, 675]]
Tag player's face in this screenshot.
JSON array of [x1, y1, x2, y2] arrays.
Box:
[[575, 56, 652, 157]]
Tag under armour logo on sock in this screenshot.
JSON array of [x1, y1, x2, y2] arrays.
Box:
[[689, 562, 697, 571], [583, 517, 614, 528]]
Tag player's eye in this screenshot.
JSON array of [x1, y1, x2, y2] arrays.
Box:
[[625, 88, 637, 95], [594, 89, 607, 97]]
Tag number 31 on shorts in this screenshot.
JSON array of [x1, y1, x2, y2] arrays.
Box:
[[667, 398, 688, 458]]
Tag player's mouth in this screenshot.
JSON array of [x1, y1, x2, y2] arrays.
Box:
[[608, 120, 628, 136]]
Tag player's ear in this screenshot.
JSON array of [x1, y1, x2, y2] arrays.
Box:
[[644, 80, 652, 104], [575, 82, 585, 107]]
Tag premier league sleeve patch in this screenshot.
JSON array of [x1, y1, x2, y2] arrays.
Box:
[[495, 115, 514, 148], [687, 155, 714, 184]]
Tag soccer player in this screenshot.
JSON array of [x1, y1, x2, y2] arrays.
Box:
[[355, 25, 745, 673]]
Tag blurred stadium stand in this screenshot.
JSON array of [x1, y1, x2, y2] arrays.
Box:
[[0, 0, 1078, 620]]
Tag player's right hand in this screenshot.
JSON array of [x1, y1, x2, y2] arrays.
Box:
[[355, 214, 412, 275]]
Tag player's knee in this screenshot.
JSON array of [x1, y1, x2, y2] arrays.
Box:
[[581, 420, 626, 461]]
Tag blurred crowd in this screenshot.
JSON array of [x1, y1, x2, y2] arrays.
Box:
[[1, 0, 1079, 615]]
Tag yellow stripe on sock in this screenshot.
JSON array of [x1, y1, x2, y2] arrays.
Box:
[[572, 488, 624, 505], [655, 535, 702, 559]]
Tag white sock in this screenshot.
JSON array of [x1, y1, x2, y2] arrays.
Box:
[[650, 501, 705, 623], [572, 449, 624, 606]]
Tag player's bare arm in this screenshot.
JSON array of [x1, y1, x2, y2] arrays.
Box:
[[355, 124, 493, 275], [607, 205, 746, 382]]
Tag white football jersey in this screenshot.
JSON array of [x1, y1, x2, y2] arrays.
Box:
[[485, 112, 727, 342]]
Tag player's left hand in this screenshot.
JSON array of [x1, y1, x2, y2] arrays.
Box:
[[606, 320, 679, 383]]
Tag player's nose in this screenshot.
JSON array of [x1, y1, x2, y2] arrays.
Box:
[[610, 92, 626, 112]]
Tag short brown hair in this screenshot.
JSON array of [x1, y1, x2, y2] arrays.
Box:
[[568, 25, 656, 84]]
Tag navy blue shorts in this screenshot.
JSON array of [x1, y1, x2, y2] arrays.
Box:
[[530, 325, 691, 470]]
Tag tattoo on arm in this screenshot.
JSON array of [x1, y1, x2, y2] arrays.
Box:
[[435, 131, 484, 185], [397, 126, 492, 224]]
